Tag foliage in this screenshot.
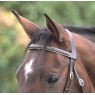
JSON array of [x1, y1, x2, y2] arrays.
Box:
[[0, 1, 95, 92], [0, 28, 23, 92]]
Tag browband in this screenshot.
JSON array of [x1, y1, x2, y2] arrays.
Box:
[[29, 44, 76, 60]]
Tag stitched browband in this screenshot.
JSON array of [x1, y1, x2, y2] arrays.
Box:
[[29, 44, 76, 60]]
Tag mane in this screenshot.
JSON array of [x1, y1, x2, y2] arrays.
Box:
[[63, 26, 95, 43], [63, 26, 95, 34], [26, 28, 52, 51], [31, 28, 52, 45]]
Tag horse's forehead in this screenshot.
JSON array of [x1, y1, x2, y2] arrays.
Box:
[[18, 39, 61, 82], [22, 50, 44, 81]]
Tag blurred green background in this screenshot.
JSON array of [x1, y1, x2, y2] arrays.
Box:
[[0, 1, 95, 93]]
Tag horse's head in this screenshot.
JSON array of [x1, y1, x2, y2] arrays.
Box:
[[12, 11, 85, 93]]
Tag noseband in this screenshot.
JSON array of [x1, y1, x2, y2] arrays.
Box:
[[29, 29, 84, 93]]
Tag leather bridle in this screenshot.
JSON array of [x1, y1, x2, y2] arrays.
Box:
[[29, 29, 84, 93]]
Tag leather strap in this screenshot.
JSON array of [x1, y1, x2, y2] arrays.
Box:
[[29, 44, 76, 60]]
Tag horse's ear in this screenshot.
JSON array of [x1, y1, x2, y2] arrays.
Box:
[[12, 10, 40, 39], [44, 13, 69, 43]]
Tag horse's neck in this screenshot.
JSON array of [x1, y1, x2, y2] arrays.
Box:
[[74, 33, 95, 92]]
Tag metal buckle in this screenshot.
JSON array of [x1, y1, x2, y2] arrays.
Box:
[[70, 72, 74, 80], [79, 79, 84, 87]]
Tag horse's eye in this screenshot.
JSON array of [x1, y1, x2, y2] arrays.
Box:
[[46, 76, 59, 86]]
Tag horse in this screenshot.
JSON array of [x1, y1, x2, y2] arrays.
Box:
[[12, 10, 95, 93]]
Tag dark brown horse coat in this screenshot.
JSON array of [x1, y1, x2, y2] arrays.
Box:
[[12, 10, 95, 93]]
